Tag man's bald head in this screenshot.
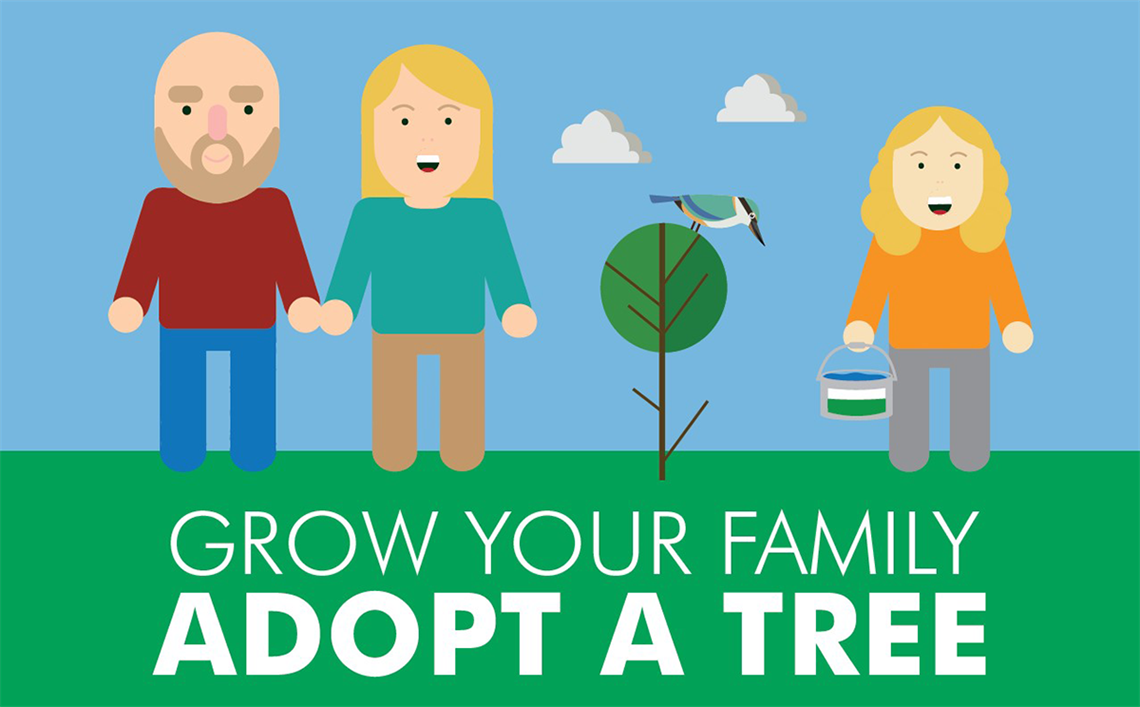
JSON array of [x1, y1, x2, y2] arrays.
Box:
[[154, 33, 281, 203]]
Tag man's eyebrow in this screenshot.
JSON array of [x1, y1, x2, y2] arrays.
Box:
[[230, 85, 264, 103], [438, 104, 460, 111], [168, 86, 203, 102], [910, 150, 928, 156], [950, 151, 967, 157], [391, 104, 414, 111]]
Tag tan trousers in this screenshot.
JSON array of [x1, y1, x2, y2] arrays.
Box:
[[372, 332, 485, 472]]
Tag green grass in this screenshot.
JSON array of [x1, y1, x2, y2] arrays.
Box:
[[1, 451, 1137, 706]]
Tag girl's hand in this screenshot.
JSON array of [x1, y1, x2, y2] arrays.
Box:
[[1002, 321, 1033, 353], [843, 320, 875, 352], [320, 300, 354, 336], [502, 304, 537, 338]]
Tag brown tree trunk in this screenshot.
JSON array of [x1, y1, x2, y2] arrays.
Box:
[[658, 223, 667, 481]]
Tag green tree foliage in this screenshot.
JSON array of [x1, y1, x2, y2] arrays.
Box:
[[601, 223, 727, 353]]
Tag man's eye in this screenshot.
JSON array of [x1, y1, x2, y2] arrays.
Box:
[[401, 117, 409, 126], [917, 162, 925, 169], [954, 162, 961, 170], [244, 105, 254, 115], [182, 105, 192, 116], [444, 117, 453, 126]]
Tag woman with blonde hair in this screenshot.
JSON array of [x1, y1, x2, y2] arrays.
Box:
[[845, 106, 1032, 472], [321, 45, 535, 472]]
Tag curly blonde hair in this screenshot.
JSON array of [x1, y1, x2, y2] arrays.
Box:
[[861, 106, 1010, 255]]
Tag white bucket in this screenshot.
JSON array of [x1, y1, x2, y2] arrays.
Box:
[[817, 343, 897, 421]]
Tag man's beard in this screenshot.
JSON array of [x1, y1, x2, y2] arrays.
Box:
[[154, 127, 280, 204]]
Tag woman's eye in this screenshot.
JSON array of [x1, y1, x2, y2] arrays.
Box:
[[954, 162, 961, 170], [401, 117, 409, 126], [182, 105, 192, 116], [244, 105, 254, 115], [917, 162, 925, 170], [444, 117, 453, 126]]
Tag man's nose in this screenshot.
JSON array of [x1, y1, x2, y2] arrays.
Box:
[[208, 105, 227, 140]]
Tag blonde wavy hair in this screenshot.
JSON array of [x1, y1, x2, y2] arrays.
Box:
[[361, 45, 493, 199], [861, 106, 1010, 255]]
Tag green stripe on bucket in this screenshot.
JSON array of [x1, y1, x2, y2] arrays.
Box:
[[827, 398, 887, 417]]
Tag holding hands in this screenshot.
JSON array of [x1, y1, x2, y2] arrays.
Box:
[[110, 295, 537, 338]]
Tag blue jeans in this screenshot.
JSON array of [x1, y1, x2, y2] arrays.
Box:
[[160, 327, 276, 472]]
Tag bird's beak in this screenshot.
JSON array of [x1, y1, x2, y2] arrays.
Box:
[[749, 219, 765, 245]]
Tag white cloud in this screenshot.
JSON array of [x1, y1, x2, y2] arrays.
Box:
[[717, 74, 806, 123], [552, 110, 651, 164]]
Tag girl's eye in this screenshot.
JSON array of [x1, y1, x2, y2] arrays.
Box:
[[954, 162, 961, 170], [244, 105, 254, 115], [401, 117, 409, 126], [182, 105, 192, 116], [917, 162, 925, 170], [444, 117, 453, 126]]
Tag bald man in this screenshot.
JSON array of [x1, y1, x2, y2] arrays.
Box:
[[109, 32, 320, 472]]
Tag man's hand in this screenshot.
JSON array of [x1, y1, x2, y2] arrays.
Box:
[[287, 297, 321, 333], [320, 299, 354, 336], [843, 320, 874, 352], [502, 304, 537, 338], [108, 297, 144, 333], [1002, 321, 1034, 354]]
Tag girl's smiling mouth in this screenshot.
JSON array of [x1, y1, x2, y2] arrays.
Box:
[[928, 196, 952, 215], [416, 154, 440, 172]]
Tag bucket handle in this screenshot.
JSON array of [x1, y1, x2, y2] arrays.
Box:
[[817, 342, 897, 381]]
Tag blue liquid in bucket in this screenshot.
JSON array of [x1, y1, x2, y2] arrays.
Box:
[[823, 371, 888, 381]]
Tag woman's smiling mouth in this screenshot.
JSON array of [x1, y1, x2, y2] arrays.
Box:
[[928, 196, 953, 215], [416, 155, 440, 172]]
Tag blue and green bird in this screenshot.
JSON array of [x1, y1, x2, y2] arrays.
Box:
[[649, 194, 765, 245]]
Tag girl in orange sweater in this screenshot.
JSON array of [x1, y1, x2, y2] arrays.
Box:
[[845, 107, 1032, 472]]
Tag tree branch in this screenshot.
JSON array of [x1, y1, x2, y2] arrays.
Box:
[[666, 400, 709, 458], [628, 305, 660, 332], [606, 262, 659, 306], [664, 273, 709, 333], [632, 388, 659, 410], [665, 234, 701, 283]]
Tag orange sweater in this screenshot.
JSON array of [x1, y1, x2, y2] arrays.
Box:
[[847, 228, 1029, 350]]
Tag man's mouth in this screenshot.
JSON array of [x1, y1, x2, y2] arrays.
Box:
[[928, 196, 952, 215], [416, 155, 440, 173]]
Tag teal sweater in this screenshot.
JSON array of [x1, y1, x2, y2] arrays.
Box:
[[326, 198, 530, 334]]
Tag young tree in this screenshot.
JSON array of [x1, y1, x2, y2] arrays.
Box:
[[601, 223, 728, 480]]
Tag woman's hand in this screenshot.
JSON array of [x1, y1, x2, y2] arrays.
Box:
[[1002, 321, 1033, 353], [502, 304, 537, 338], [843, 320, 875, 352], [320, 300, 354, 336]]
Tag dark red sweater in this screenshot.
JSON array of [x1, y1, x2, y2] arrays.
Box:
[[114, 188, 319, 329]]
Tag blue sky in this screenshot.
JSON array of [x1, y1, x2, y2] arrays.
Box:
[[1, 1, 1138, 451]]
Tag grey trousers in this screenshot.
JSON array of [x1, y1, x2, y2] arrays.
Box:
[[888, 347, 990, 472]]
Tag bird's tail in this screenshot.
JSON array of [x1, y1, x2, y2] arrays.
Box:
[[649, 194, 679, 203]]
